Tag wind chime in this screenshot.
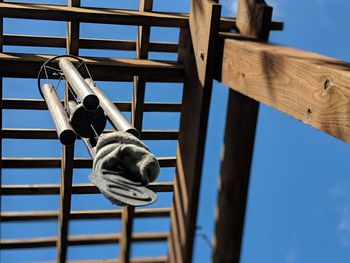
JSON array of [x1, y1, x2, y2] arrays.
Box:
[[37, 55, 159, 206]]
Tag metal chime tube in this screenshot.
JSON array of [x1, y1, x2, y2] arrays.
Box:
[[41, 83, 76, 145], [67, 100, 96, 157], [85, 78, 140, 138], [58, 58, 99, 110]]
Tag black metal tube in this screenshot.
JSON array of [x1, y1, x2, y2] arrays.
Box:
[[85, 78, 139, 138], [58, 58, 99, 111], [41, 83, 76, 145], [66, 100, 97, 157]]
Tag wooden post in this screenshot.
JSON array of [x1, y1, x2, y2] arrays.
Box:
[[213, 1, 272, 263]]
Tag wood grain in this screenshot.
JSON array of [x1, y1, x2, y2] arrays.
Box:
[[218, 34, 350, 143]]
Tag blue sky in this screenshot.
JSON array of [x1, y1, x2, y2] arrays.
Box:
[[1, 0, 350, 263]]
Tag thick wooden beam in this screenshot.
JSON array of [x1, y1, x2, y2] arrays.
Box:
[[168, 27, 214, 263], [168, 1, 221, 262], [1, 156, 176, 168], [217, 33, 350, 144], [2, 99, 181, 112], [0, 232, 168, 249], [0, 182, 174, 195], [213, 1, 271, 262], [0, 53, 184, 82], [0, 2, 283, 31]]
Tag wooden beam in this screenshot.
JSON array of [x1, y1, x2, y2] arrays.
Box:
[[120, 206, 135, 263], [56, 1, 80, 261], [0, 208, 171, 222], [57, 144, 74, 263], [0, 53, 184, 82], [168, 27, 213, 263], [131, 0, 153, 133], [67, 257, 168, 263], [3, 34, 178, 52], [2, 128, 178, 140], [213, 1, 272, 262], [0, 182, 174, 195], [0, 232, 168, 249], [216, 33, 350, 143], [168, 1, 221, 261], [2, 99, 181, 112], [0, 2, 283, 31], [1, 156, 176, 168]]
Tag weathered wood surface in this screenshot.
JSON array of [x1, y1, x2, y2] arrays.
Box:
[[217, 33, 350, 143]]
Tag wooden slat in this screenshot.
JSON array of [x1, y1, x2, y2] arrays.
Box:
[[217, 33, 350, 143], [0, 2, 283, 31], [67, 257, 167, 263], [2, 99, 181, 112], [120, 206, 135, 263], [0, 53, 184, 82], [168, 27, 213, 263], [3, 35, 178, 52], [0, 208, 170, 222], [131, 0, 153, 133], [56, 0, 80, 261], [0, 182, 174, 195], [2, 128, 178, 140], [213, 1, 272, 263], [57, 144, 74, 263], [0, 232, 168, 249], [1, 156, 176, 168]]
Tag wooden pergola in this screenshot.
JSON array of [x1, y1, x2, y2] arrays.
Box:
[[1, 0, 349, 262]]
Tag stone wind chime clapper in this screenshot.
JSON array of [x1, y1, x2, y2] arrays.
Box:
[[37, 55, 159, 206]]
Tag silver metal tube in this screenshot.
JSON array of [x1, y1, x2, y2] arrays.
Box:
[[41, 83, 76, 145], [85, 78, 139, 138], [58, 58, 99, 110]]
